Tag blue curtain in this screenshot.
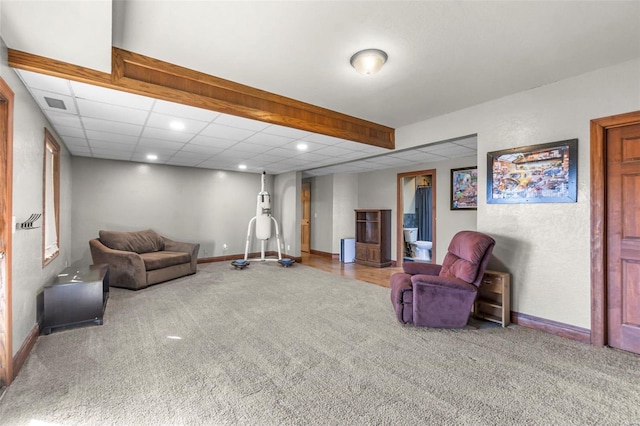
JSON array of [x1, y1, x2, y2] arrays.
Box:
[[416, 186, 432, 241]]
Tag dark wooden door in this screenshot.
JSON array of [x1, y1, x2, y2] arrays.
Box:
[[607, 123, 640, 354], [301, 182, 310, 253]]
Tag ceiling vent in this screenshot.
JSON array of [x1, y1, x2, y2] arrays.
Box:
[[44, 97, 66, 110]]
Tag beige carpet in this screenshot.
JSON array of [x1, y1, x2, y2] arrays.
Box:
[[0, 261, 639, 425]]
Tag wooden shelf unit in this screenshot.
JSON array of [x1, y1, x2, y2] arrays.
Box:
[[474, 270, 511, 327], [354, 209, 391, 268]]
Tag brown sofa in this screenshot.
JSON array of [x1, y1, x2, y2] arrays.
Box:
[[89, 229, 199, 290]]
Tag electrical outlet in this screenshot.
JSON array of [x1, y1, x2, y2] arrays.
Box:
[[223, 243, 228, 250], [203, 248, 208, 255], [287, 245, 291, 251]]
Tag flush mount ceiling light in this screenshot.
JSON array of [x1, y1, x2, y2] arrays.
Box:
[[350, 49, 388, 76], [238, 164, 247, 170], [146, 154, 158, 160], [296, 142, 308, 151]]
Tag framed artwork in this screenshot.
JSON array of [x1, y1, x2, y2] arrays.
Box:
[[451, 166, 478, 210], [487, 139, 578, 204]]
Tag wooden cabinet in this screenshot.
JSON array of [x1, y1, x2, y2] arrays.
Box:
[[354, 209, 391, 268], [473, 270, 511, 327]]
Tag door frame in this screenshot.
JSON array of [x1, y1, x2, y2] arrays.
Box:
[[301, 181, 311, 253], [396, 169, 436, 268], [0, 76, 14, 386], [590, 110, 640, 347]]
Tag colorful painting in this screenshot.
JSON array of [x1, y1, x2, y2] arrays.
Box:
[[451, 166, 478, 210], [487, 139, 578, 204]]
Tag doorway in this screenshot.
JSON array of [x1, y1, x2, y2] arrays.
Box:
[[301, 182, 310, 253], [396, 169, 436, 268], [591, 110, 640, 353], [0, 76, 14, 386]]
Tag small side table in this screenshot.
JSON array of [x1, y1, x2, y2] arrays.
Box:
[[473, 270, 511, 327], [42, 264, 109, 335]]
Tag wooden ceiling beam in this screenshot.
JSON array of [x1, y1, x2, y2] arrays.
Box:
[[9, 48, 395, 149]]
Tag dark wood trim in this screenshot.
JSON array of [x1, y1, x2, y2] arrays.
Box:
[[8, 48, 395, 150], [0, 76, 14, 387], [12, 324, 38, 381], [590, 111, 640, 347], [310, 249, 334, 258], [511, 311, 591, 344], [396, 169, 436, 268], [198, 252, 302, 264]]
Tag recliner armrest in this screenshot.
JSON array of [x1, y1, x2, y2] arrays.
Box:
[[410, 274, 477, 292], [403, 262, 442, 276]]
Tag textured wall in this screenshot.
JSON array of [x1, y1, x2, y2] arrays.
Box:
[[308, 175, 334, 253], [396, 59, 640, 328], [273, 171, 301, 257], [331, 173, 358, 254], [2, 43, 72, 356]]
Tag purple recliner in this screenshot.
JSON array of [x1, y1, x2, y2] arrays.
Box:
[[390, 230, 495, 328]]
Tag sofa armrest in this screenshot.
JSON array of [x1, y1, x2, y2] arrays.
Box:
[[403, 262, 442, 276], [410, 274, 477, 292], [162, 237, 199, 274], [89, 239, 147, 289]]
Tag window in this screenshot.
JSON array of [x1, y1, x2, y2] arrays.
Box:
[[43, 128, 60, 266]]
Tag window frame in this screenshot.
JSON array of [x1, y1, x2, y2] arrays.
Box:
[[42, 128, 60, 267]]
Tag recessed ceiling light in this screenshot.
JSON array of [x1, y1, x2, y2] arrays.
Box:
[[238, 164, 247, 170], [169, 121, 185, 131], [146, 154, 158, 160], [296, 143, 308, 151]]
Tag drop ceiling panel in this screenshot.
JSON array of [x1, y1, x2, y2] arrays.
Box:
[[86, 130, 139, 145], [145, 113, 209, 134], [152, 100, 220, 121], [81, 117, 142, 136], [76, 99, 149, 125], [187, 136, 238, 150], [199, 123, 257, 141], [15, 69, 477, 176], [140, 127, 194, 143]]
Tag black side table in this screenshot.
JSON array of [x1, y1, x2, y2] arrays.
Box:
[[42, 264, 110, 335]]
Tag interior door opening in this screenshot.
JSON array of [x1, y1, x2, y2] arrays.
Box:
[[397, 169, 436, 268]]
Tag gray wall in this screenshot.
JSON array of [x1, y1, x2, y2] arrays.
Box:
[[70, 157, 277, 266], [331, 173, 358, 254], [396, 58, 640, 329], [273, 171, 301, 257], [2, 42, 72, 356], [307, 174, 334, 253]]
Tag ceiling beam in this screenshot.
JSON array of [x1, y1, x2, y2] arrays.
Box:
[[9, 48, 395, 149]]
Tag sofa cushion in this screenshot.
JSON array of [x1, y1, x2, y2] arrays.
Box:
[[99, 229, 165, 254], [139, 251, 191, 271]]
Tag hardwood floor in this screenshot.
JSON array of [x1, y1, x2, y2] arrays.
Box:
[[300, 252, 402, 288]]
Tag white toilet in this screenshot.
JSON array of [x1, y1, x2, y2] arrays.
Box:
[[413, 240, 432, 261], [403, 228, 432, 261]]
